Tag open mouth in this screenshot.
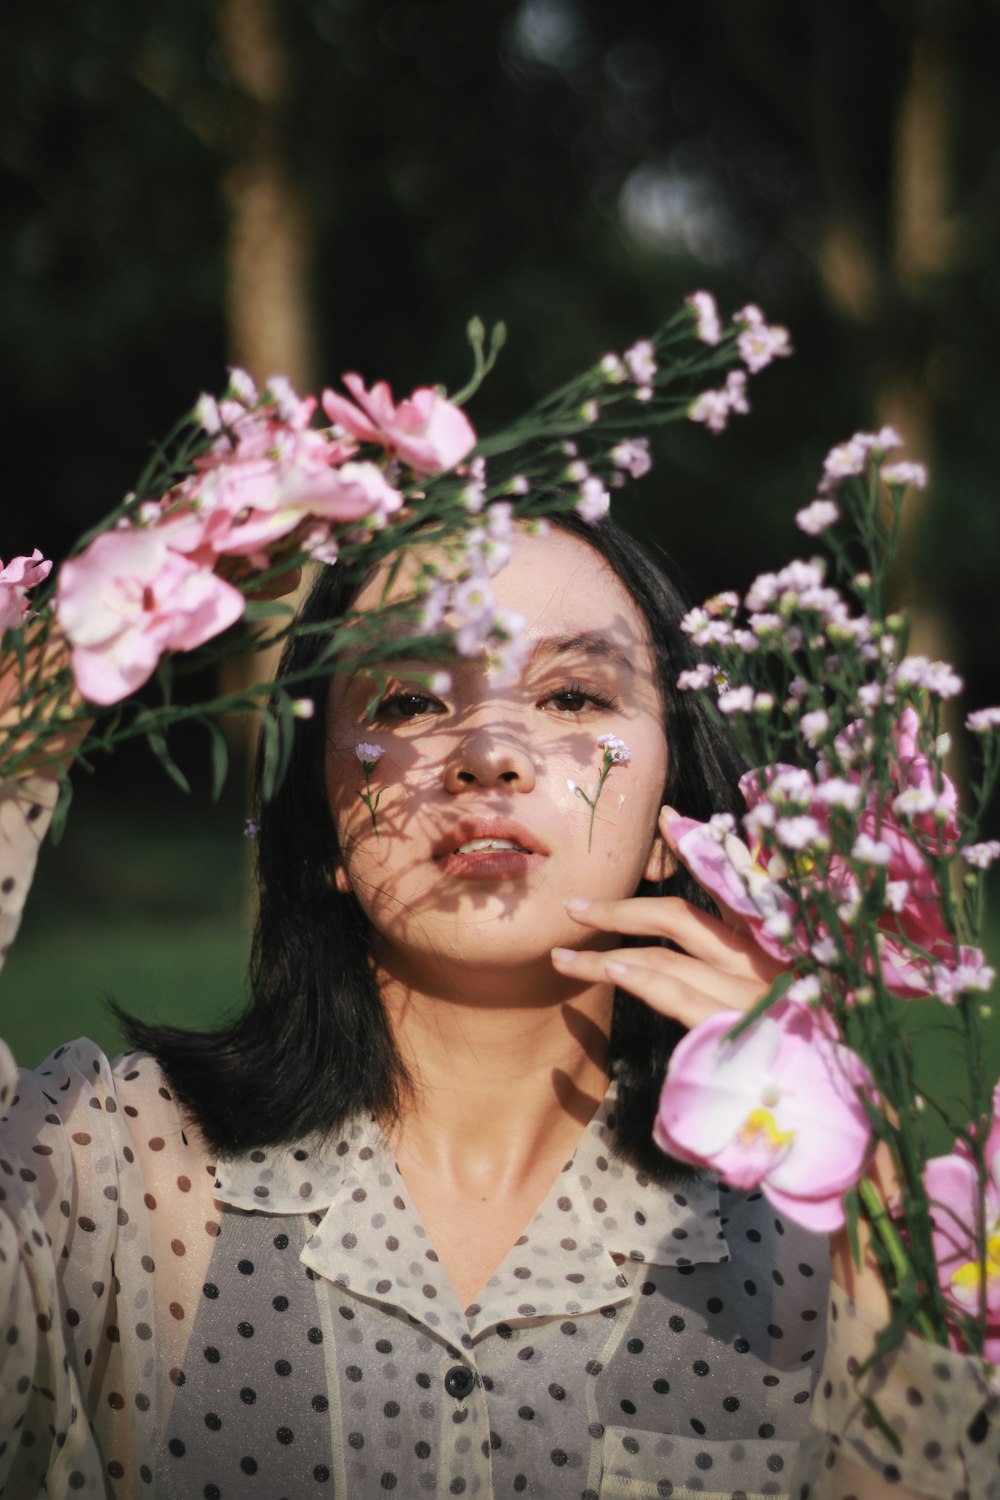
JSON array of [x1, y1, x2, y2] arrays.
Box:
[[453, 838, 530, 855]]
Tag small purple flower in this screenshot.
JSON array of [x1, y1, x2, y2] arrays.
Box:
[[572, 735, 632, 851]]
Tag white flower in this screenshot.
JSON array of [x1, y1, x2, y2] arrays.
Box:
[[765, 767, 815, 806], [718, 686, 755, 714], [932, 950, 996, 1003], [676, 664, 715, 692], [858, 426, 903, 454], [266, 374, 303, 422], [775, 815, 824, 850], [737, 320, 791, 373], [625, 339, 657, 386], [579, 399, 600, 423], [597, 732, 631, 764], [881, 460, 928, 490], [811, 936, 839, 966], [356, 742, 384, 763], [852, 833, 892, 865], [896, 656, 964, 699], [576, 477, 611, 523], [565, 459, 590, 482], [292, 698, 315, 720], [610, 438, 652, 479], [961, 841, 1000, 871], [195, 393, 222, 435], [967, 707, 1000, 733], [892, 787, 938, 819], [885, 881, 909, 913], [599, 354, 626, 383], [685, 290, 722, 345], [795, 499, 840, 536], [688, 389, 732, 434], [228, 366, 258, 404], [786, 974, 823, 1004], [822, 437, 868, 484], [800, 710, 830, 748], [815, 778, 862, 812]]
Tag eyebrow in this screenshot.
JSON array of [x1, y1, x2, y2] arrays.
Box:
[[528, 632, 635, 674]]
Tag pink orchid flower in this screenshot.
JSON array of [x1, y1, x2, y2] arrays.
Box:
[[0, 550, 53, 630], [669, 812, 801, 964], [321, 374, 477, 476], [924, 1084, 1000, 1361], [655, 999, 876, 1232], [56, 530, 245, 704]]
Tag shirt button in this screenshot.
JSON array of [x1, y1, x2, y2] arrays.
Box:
[[443, 1365, 476, 1400]]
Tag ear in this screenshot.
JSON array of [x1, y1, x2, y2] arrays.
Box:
[[642, 829, 677, 885], [331, 861, 353, 895]]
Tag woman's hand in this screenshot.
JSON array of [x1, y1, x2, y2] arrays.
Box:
[[550, 805, 786, 1028]]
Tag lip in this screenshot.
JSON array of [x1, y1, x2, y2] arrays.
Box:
[[433, 815, 549, 879]]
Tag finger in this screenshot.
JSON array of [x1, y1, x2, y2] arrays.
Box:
[[563, 895, 784, 984], [551, 944, 740, 1029]]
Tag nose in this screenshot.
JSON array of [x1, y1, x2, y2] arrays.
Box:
[[443, 728, 536, 793]]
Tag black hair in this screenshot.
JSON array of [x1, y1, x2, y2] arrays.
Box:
[[117, 513, 746, 1176]]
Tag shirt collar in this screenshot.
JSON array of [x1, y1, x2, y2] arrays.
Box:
[[213, 1084, 729, 1344]]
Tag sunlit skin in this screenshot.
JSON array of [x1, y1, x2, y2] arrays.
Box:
[[323, 527, 782, 1305]]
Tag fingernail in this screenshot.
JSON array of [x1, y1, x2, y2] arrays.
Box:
[[551, 946, 578, 965], [606, 960, 629, 979], [564, 898, 592, 914], [659, 804, 678, 824]]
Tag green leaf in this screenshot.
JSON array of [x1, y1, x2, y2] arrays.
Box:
[[843, 1186, 862, 1268], [206, 720, 229, 803], [860, 1396, 903, 1456], [241, 598, 296, 622], [146, 727, 192, 795], [259, 709, 281, 803], [48, 775, 74, 846], [724, 970, 793, 1040]]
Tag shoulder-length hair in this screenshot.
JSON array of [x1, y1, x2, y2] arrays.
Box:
[[118, 514, 746, 1176]]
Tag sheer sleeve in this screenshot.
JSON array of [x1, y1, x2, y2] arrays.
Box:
[[0, 1038, 125, 1494], [793, 1281, 1000, 1499], [0, 774, 57, 974]]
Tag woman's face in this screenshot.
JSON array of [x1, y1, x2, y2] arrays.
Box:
[[325, 527, 670, 987]]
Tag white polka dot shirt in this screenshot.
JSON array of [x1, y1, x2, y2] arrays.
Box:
[[1, 1039, 996, 1499]]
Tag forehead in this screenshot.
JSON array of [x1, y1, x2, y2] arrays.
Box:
[[354, 526, 656, 664]]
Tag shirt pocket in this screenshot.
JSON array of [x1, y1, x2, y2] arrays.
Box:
[[600, 1424, 800, 1498]]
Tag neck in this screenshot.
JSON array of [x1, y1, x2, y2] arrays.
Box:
[[377, 952, 613, 1196]]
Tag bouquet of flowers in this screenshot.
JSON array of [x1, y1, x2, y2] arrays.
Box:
[[0, 297, 779, 819], [2, 288, 998, 1422], [652, 432, 1000, 1407]]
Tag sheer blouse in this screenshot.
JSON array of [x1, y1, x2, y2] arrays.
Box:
[[0, 779, 997, 1498]]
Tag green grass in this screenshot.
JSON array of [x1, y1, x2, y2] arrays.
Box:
[[1, 780, 252, 1067]]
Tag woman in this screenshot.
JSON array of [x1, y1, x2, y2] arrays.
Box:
[[0, 515, 975, 1497]]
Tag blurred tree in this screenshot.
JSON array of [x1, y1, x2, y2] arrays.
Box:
[[2, 0, 998, 713]]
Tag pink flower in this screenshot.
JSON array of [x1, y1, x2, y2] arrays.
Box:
[[610, 438, 652, 479], [655, 999, 876, 1232], [56, 530, 245, 705], [736, 317, 791, 374], [685, 291, 722, 345], [576, 478, 611, 523], [669, 813, 799, 965], [321, 375, 476, 476], [688, 370, 750, 435], [795, 499, 840, 536], [0, 550, 52, 630], [881, 460, 928, 490], [925, 1085, 1000, 1350]]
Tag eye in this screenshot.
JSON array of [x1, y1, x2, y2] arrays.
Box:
[[371, 691, 445, 723], [541, 683, 616, 715]]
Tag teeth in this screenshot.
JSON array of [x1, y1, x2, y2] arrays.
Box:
[[455, 838, 528, 854]]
